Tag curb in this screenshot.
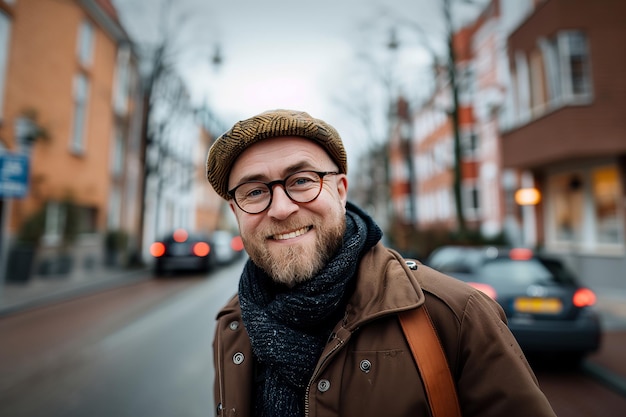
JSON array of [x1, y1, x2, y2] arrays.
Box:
[[582, 360, 626, 399]]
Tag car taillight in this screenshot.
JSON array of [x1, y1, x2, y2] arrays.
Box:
[[231, 236, 244, 252], [173, 228, 188, 243], [509, 248, 533, 261], [573, 288, 596, 307], [468, 282, 497, 300], [193, 242, 210, 257], [150, 242, 166, 257]]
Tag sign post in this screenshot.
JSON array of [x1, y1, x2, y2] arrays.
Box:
[[0, 151, 30, 297]]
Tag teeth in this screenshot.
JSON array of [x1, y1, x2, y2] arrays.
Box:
[[274, 227, 309, 240]]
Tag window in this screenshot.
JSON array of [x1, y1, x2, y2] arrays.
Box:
[[70, 73, 90, 153], [0, 12, 10, 121], [551, 174, 584, 243], [462, 129, 479, 158], [548, 165, 623, 251], [113, 46, 130, 114], [77, 20, 94, 67], [592, 166, 622, 245], [514, 52, 531, 123], [464, 183, 480, 219], [111, 128, 124, 177], [539, 31, 592, 108], [560, 31, 592, 100]]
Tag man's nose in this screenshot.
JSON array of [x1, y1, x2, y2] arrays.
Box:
[[267, 185, 299, 219]]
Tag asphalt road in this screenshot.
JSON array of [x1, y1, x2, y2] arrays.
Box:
[[0, 259, 242, 417], [1, 256, 626, 416]]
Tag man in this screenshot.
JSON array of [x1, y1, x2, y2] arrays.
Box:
[[206, 109, 556, 417]]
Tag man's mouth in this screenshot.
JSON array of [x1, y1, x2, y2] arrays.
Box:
[[270, 226, 312, 241]]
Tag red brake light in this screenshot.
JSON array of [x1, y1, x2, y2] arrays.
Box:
[[173, 228, 188, 243], [468, 282, 497, 300], [193, 242, 210, 257], [231, 235, 244, 252], [150, 242, 166, 257], [573, 288, 596, 307], [509, 248, 533, 261]]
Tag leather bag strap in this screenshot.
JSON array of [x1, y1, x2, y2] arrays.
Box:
[[399, 306, 462, 417]]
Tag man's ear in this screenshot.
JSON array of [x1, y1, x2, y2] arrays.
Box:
[[337, 174, 348, 208]]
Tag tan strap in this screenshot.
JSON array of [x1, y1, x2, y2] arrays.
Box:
[[399, 306, 462, 417]]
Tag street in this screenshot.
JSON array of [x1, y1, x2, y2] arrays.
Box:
[[1, 258, 626, 417]]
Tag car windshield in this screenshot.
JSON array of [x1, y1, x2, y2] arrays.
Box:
[[478, 258, 574, 286]]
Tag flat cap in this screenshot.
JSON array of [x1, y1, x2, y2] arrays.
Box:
[[206, 109, 348, 199]]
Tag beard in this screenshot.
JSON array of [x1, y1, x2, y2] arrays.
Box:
[[242, 210, 346, 286]]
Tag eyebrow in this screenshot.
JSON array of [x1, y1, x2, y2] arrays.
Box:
[[233, 161, 317, 185]]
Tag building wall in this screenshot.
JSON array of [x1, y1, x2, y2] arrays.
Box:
[[502, 0, 626, 168], [2, 0, 117, 230]]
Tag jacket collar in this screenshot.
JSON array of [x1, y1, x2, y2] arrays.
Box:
[[343, 243, 425, 330]]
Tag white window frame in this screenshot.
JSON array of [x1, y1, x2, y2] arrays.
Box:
[[77, 20, 94, 67], [70, 73, 90, 154]]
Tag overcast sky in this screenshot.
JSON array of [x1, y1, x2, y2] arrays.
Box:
[[113, 0, 487, 166]]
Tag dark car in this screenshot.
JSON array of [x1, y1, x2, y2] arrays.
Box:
[[150, 229, 214, 276], [425, 246, 602, 361]]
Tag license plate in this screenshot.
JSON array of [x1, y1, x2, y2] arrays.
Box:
[[514, 297, 563, 314], [170, 244, 189, 256]]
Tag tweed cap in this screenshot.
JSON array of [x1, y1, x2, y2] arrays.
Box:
[[206, 109, 348, 199]]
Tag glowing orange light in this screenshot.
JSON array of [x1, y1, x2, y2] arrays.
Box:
[[573, 288, 596, 307], [193, 242, 210, 257], [515, 188, 541, 206], [173, 228, 188, 243], [150, 242, 166, 257]]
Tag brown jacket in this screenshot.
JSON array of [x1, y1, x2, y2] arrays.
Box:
[[212, 243, 556, 417]]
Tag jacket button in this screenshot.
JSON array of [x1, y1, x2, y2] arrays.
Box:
[[317, 379, 331, 392], [406, 260, 418, 270], [233, 352, 245, 365], [360, 359, 372, 373], [229, 321, 239, 331]]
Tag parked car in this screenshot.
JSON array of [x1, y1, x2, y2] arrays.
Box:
[[425, 246, 602, 361], [150, 229, 214, 276], [211, 230, 246, 265]]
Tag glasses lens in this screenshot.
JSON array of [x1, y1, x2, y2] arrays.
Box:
[[234, 182, 270, 213], [285, 171, 322, 202]]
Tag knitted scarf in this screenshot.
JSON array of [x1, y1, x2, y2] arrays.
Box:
[[238, 202, 382, 417]]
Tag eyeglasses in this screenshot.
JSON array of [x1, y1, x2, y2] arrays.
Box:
[[228, 170, 339, 214]]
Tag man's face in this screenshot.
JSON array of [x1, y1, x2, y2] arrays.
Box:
[[228, 136, 348, 286]]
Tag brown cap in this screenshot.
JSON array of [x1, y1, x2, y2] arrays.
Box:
[[206, 109, 348, 199]]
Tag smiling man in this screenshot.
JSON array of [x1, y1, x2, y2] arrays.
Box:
[[206, 109, 556, 417]]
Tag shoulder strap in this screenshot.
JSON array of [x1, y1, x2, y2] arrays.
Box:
[[399, 306, 462, 417]]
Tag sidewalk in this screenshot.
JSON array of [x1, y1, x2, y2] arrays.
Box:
[[0, 265, 151, 317]]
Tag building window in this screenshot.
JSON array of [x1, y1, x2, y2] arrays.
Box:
[[559, 31, 592, 100], [592, 166, 623, 245], [548, 165, 623, 252], [539, 31, 592, 108], [77, 20, 94, 67], [514, 52, 531, 124], [0, 12, 10, 121], [463, 182, 480, 219], [70, 73, 90, 153], [552, 174, 584, 243], [462, 129, 479, 159]]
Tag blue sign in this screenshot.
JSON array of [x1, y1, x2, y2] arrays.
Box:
[[0, 151, 30, 198]]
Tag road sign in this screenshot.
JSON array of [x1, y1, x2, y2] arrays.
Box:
[[0, 151, 30, 198]]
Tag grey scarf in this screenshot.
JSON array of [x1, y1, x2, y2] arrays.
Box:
[[238, 202, 382, 417]]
